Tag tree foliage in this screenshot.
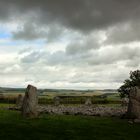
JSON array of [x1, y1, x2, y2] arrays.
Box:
[[118, 70, 140, 98]]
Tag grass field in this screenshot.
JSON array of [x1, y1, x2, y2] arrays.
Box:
[[0, 87, 122, 106], [0, 110, 139, 140], [0, 103, 15, 108]]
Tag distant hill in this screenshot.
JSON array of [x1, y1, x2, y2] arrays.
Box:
[[0, 87, 25, 93], [0, 87, 118, 96]]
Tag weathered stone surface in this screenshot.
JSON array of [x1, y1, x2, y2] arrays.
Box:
[[38, 105, 127, 117], [121, 97, 129, 107], [9, 104, 127, 117], [85, 98, 92, 106], [22, 85, 38, 118], [16, 94, 23, 108], [127, 86, 140, 119], [53, 96, 60, 106]]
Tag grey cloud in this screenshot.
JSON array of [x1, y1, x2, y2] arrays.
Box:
[[46, 24, 67, 42], [105, 21, 140, 44], [12, 21, 67, 42], [18, 43, 140, 68], [125, 57, 140, 67], [0, 1, 15, 21], [88, 46, 140, 65], [46, 51, 73, 65], [68, 69, 129, 84], [20, 50, 45, 63], [1, 0, 140, 32], [66, 34, 100, 55], [12, 22, 47, 41], [1, 0, 140, 43]]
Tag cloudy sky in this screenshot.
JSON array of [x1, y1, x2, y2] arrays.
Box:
[[0, 0, 140, 89]]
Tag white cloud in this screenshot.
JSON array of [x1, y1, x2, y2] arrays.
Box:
[[0, 0, 140, 89]]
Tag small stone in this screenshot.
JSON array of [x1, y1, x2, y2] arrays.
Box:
[[128, 120, 133, 124], [85, 98, 92, 106], [134, 119, 140, 123], [53, 96, 60, 106]]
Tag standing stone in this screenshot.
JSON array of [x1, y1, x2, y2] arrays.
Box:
[[22, 85, 38, 118], [16, 94, 23, 108], [53, 96, 60, 106], [127, 86, 140, 119], [121, 97, 129, 107], [0, 94, 4, 100], [85, 98, 92, 106]]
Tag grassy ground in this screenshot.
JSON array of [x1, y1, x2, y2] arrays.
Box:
[[0, 103, 15, 108], [0, 110, 139, 140]]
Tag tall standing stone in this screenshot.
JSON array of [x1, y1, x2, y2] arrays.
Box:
[[16, 94, 23, 108], [22, 85, 38, 118], [127, 86, 140, 120]]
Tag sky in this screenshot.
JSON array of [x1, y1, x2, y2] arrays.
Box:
[[0, 0, 140, 89]]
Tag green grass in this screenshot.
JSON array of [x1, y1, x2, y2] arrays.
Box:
[[0, 103, 15, 108], [0, 110, 139, 140]]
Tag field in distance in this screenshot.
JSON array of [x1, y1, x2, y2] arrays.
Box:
[[0, 87, 119, 98]]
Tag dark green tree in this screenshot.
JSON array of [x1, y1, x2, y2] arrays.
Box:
[[118, 70, 140, 98]]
